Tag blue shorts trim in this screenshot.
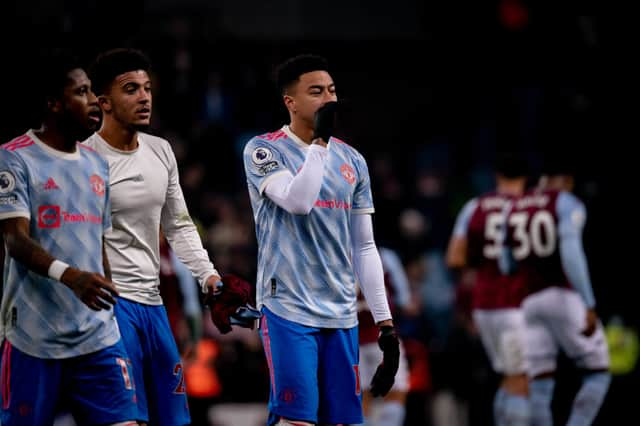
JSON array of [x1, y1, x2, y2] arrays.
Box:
[[115, 297, 190, 425], [0, 338, 137, 426], [260, 307, 362, 425]]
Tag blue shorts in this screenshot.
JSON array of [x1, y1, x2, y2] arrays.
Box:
[[115, 297, 190, 425], [0, 338, 137, 425], [260, 307, 363, 425]]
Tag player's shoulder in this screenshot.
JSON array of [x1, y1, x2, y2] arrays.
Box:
[[137, 131, 177, 164], [1, 133, 36, 154], [81, 133, 111, 159], [513, 188, 562, 212], [77, 142, 108, 165], [475, 191, 509, 211], [139, 131, 172, 150], [246, 128, 288, 147], [557, 190, 585, 210], [331, 136, 361, 157], [530, 187, 567, 205], [77, 134, 109, 166], [244, 128, 289, 160]]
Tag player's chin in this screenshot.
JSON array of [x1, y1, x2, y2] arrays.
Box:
[[86, 119, 100, 132], [131, 121, 151, 132], [75, 126, 97, 142]]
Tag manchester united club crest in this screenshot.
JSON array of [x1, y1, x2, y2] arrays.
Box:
[[340, 163, 356, 184], [90, 174, 105, 196]]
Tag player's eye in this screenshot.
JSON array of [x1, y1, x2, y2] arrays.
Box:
[[124, 84, 138, 94]]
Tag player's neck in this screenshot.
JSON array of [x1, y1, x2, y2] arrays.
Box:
[[34, 124, 77, 154], [98, 123, 139, 151], [288, 121, 314, 145], [497, 180, 524, 196]]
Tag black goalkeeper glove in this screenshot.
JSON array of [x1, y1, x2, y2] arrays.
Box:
[[370, 325, 400, 397], [312, 101, 339, 142]]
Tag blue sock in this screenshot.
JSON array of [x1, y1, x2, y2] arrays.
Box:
[[378, 401, 405, 426], [494, 387, 507, 426], [566, 371, 611, 426], [502, 393, 531, 426], [530, 377, 555, 426]]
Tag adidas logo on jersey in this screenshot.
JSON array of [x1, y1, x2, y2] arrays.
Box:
[[43, 178, 60, 190]]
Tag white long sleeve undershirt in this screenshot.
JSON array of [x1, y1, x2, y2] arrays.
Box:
[[263, 143, 328, 214], [351, 214, 392, 324]]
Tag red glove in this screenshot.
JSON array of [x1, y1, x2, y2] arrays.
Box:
[[203, 274, 252, 334]]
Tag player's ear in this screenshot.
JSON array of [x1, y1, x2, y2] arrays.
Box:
[[98, 95, 112, 113], [47, 96, 62, 114], [565, 175, 575, 192], [283, 94, 296, 113]]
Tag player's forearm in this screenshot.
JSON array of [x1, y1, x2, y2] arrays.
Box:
[[1, 219, 58, 278], [162, 217, 219, 291], [351, 215, 392, 323], [560, 235, 596, 308], [264, 144, 328, 214]]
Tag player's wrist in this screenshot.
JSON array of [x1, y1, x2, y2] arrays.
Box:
[[48, 260, 70, 282], [58, 266, 83, 288], [202, 272, 221, 293], [376, 319, 394, 328]]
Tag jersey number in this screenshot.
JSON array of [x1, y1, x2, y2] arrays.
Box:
[[353, 365, 361, 396], [174, 363, 186, 394], [484, 211, 556, 260], [116, 357, 134, 390]]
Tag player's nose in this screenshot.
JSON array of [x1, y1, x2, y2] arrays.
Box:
[[87, 90, 98, 105], [137, 87, 151, 103]]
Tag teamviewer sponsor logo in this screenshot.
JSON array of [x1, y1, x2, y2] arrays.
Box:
[[37, 205, 101, 228], [38, 205, 61, 228]]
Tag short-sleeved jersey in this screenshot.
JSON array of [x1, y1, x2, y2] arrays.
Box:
[[0, 130, 119, 359], [452, 192, 527, 309], [243, 126, 374, 329], [505, 189, 580, 294]]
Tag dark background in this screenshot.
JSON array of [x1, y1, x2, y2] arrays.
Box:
[[0, 1, 637, 424]]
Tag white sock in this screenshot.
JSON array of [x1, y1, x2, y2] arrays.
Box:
[[494, 387, 507, 426], [566, 372, 611, 426], [530, 377, 555, 426], [502, 393, 531, 426]]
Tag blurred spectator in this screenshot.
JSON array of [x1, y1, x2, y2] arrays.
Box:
[[159, 232, 203, 356]]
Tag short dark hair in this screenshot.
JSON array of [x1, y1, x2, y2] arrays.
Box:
[[88, 48, 151, 96], [32, 49, 85, 122], [495, 151, 530, 178], [275, 54, 329, 95], [39, 48, 85, 103]]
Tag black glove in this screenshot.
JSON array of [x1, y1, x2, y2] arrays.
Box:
[[312, 101, 339, 142], [370, 325, 400, 397]]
